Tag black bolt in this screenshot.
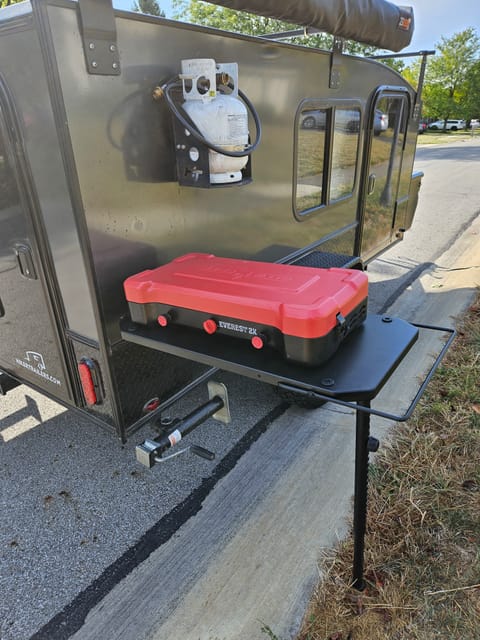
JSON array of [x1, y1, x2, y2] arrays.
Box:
[[321, 378, 335, 387]]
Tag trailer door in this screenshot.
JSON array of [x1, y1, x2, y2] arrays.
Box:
[[360, 91, 409, 261], [0, 103, 71, 400]]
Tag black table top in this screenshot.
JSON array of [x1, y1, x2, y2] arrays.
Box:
[[120, 314, 419, 402]]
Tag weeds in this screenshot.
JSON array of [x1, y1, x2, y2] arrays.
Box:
[[297, 297, 480, 640]]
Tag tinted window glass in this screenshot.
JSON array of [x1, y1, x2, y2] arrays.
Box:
[[295, 108, 328, 213], [330, 108, 360, 201], [361, 94, 408, 258], [295, 104, 360, 216]]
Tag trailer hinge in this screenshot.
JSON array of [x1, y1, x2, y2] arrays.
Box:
[[78, 0, 120, 76], [329, 37, 344, 89]]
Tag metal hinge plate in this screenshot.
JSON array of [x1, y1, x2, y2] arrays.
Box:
[[78, 0, 120, 76], [329, 37, 344, 89]]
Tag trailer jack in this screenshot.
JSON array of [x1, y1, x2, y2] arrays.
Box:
[[135, 381, 230, 468]]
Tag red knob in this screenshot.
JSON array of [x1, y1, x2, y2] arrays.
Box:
[[251, 335, 264, 350], [157, 314, 169, 327], [203, 319, 218, 334]]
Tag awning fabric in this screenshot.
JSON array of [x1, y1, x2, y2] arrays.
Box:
[[206, 0, 414, 52]]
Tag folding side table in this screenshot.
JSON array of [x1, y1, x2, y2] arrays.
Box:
[[121, 314, 454, 589]]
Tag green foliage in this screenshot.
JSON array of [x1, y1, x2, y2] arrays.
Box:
[[0, 0, 22, 7], [463, 59, 480, 118], [401, 61, 420, 90], [172, 0, 292, 35], [422, 27, 480, 123], [132, 0, 165, 17]]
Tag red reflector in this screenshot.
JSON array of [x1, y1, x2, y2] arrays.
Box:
[[203, 319, 217, 334], [78, 362, 97, 405], [251, 335, 264, 350], [143, 397, 161, 412]]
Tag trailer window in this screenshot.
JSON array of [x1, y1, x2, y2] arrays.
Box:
[[295, 108, 328, 212], [330, 109, 360, 201], [295, 105, 360, 217]]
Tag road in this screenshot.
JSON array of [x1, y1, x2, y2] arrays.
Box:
[[1, 138, 480, 640]]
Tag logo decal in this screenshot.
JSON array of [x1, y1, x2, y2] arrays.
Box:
[[218, 320, 257, 335], [398, 15, 412, 31], [25, 351, 46, 370], [15, 351, 61, 386]]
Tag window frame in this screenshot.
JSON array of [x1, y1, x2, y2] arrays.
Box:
[[293, 99, 363, 221]]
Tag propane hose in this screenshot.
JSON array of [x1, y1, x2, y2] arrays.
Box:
[[158, 77, 262, 158]]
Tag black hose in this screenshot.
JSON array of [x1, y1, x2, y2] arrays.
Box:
[[161, 77, 261, 158]]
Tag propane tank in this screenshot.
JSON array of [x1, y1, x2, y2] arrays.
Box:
[[180, 59, 249, 184]]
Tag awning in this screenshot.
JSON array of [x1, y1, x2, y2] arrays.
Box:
[[206, 0, 414, 52]]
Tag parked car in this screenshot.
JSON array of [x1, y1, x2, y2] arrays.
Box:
[[300, 109, 327, 129], [418, 122, 427, 134], [300, 108, 388, 134], [428, 119, 466, 131], [469, 119, 479, 130]]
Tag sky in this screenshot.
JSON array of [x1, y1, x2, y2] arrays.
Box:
[[112, 0, 480, 53]]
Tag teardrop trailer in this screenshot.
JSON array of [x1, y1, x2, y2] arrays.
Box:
[[0, 0, 454, 587]]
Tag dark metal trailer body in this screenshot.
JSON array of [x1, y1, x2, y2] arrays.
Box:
[[0, 0, 423, 440]]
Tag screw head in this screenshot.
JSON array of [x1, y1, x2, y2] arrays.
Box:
[[91, 61, 98, 68], [321, 377, 335, 387], [88, 42, 95, 50], [109, 44, 116, 52], [112, 62, 119, 70]]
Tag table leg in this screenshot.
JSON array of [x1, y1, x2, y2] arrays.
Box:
[[352, 400, 371, 590]]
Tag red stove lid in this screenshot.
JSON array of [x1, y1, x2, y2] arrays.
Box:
[[124, 253, 368, 339]]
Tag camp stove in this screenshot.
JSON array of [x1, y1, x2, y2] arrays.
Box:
[[124, 253, 368, 366]]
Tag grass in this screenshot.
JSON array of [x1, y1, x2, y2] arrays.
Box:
[[417, 129, 480, 145], [297, 128, 394, 180], [296, 294, 480, 640]]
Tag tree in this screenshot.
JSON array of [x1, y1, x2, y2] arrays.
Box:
[[463, 59, 480, 119], [133, 0, 165, 17], [422, 28, 480, 127]]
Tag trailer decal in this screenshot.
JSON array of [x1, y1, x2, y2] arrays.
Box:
[[15, 352, 61, 386]]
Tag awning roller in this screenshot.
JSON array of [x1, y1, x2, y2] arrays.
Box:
[[206, 0, 414, 52]]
